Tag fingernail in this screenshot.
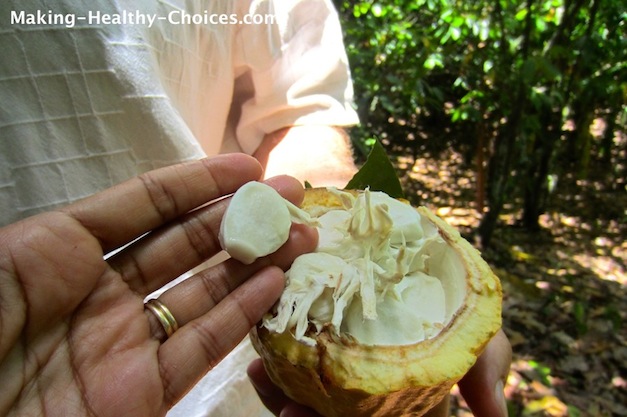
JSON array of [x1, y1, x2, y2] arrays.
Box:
[[494, 379, 508, 417]]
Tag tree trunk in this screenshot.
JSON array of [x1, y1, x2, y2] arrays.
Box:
[[522, 114, 560, 230], [475, 120, 487, 214], [478, 0, 535, 247], [478, 122, 518, 247]]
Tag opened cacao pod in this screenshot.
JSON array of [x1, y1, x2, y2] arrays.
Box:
[[249, 188, 502, 417]]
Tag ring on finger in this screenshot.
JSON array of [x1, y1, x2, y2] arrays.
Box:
[[145, 298, 179, 338]]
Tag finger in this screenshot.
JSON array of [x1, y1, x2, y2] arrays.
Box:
[[422, 394, 450, 417], [145, 223, 317, 335], [63, 154, 263, 253], [109, 175, 309, 295], [157, 266, 285, 406], [247, 358, 292, 416], [247, 359, 321, 417], [279, 402, 321, 417], [457, 329, 511, 417]]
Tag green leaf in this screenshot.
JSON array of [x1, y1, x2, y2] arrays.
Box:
[[451, 16, 465, 28], [424, 53, 444, 69], [345, 139, 404, 198], [515, 8, 528, 21], [528, 360, 553, 386], [483, 59, 494, 73], [371, 3, 384, 17]]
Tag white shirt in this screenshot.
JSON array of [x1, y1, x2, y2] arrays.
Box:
[[1, 0, 358, 416], [0, 0, 358, 225]]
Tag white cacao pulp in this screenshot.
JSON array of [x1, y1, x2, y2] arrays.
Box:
[[219, 181, 317, 264], [220, 185, 467, 347]]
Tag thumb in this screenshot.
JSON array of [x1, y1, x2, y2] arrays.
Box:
[[457, 329, 511, 417]]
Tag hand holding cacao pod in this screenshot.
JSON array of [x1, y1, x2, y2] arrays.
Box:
[[222, 185, 502, 417]]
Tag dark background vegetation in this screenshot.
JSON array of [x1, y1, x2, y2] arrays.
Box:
[[334, 0, 626, 415]]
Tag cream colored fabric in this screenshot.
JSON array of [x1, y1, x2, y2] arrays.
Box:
[[0, 0, 358, 225], [1, 1, 358, 416]]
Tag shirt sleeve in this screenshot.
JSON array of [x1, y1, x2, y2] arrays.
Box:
[[231, 0, 359, 155]]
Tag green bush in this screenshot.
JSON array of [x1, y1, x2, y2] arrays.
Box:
[[336, 0, 626, 245]]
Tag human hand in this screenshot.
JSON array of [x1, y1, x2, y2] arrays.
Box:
[[457, 329, 511, 416], [247, 329, 511, 417], [0, 154, 318, 417]]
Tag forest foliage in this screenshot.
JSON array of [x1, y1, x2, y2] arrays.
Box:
[[333, 0, 626, 246]]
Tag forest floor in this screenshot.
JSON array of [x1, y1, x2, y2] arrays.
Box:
[[384, 139, 626, 416]]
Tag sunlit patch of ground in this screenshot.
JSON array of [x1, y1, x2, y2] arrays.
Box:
[[539, 213, 626, 285]]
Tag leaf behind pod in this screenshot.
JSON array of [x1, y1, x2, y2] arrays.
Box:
[[346, 139, 404, 199]]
